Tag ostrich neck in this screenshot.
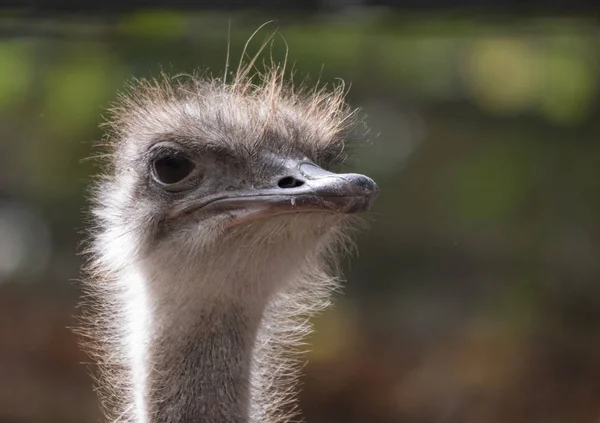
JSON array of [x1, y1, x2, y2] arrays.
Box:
[[149, 300, 262, 423], [126, 261, 279, 423]]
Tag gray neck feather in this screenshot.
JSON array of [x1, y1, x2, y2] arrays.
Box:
[[148, 301, 262, 423], [137, 244, 298, 423]]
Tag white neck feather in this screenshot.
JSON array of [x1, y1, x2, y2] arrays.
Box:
[[121, 254, 280, 423], [121, 265, 152, 423], [85, 214, 347, 423]]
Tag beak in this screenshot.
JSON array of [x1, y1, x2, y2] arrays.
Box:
[[172, 161, 378, 225]]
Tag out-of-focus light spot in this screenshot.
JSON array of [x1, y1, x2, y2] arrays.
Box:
[[119, 10, 190, 39], [378, 36, 462, 100], [462, 38, 538, 116], [42, 49, 116, 136], [537, 50, 596, 125], [0, 202, 51, 283], [357, 101, 423, 177], [0, 42, 33, 111]]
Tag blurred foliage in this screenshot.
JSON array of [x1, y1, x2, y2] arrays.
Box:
[[1, 10, 600, 423]]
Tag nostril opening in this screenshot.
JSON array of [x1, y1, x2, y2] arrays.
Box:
[[278, 176, 304, 189]]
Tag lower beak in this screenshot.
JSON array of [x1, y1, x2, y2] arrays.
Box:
[[172, 162, 378, 225]]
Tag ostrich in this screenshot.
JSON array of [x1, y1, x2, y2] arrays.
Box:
[[80, 50, 378, 423]]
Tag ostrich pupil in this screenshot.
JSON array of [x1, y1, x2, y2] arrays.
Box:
[[153, 155, 194, 184]]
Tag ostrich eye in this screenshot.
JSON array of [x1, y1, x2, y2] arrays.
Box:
[[152, 155, 195, 186]]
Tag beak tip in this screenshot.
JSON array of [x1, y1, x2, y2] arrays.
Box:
[[340, 173, 378, 213], [351, 172, 379, 196]]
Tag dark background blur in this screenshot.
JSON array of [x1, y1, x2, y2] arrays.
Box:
[[2, 2, 600, 423]]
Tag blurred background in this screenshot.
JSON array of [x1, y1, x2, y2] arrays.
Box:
[[2, 2, 600, 422]]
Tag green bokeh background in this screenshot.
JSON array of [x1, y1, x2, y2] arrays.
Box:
[[1, 11, 600, 423]]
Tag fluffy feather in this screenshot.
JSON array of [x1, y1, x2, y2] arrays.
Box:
[[78, 41, 368, 423]]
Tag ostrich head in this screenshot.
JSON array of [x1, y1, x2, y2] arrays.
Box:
[[83, 63, 377, 423]]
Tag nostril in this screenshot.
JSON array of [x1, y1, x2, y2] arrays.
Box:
[[278, 176, 305, 189]]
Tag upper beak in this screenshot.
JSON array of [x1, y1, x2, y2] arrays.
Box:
[[269, 162, 379, 213], [172, 161, 378, 224]]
